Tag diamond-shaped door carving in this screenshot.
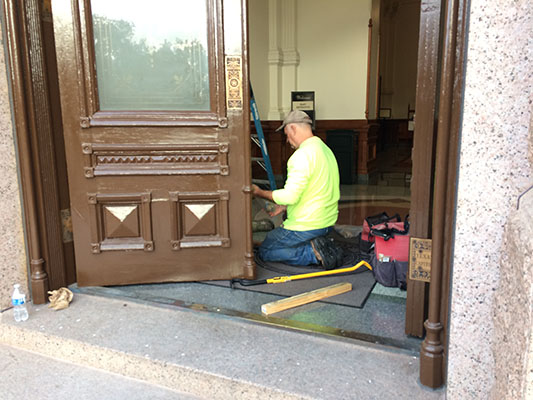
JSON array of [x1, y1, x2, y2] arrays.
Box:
[[170, 191, 229, 250], [88, 193, 153, 253], [104, 205, 140, 238], [183, 204, 216, 236]]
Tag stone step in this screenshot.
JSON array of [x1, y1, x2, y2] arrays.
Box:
[[0, 343, 197, 400], [0, 293, 444, 400]]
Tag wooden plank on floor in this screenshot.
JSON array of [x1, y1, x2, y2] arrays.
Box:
[[261, 282, 352, 315]]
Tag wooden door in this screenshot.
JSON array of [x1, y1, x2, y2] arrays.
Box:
[[52, 0, 254, 286]]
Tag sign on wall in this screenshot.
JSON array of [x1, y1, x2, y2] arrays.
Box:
[[291, 91, 315, 129]]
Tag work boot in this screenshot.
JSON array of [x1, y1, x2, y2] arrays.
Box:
[[332, 241, 344, 267], [252, 218, 275, 232], [324, 236, 344, 269], [311, 236, 337, 270]]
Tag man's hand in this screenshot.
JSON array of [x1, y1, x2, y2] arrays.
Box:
[[251, 184, 274, 202], [268, 204, 287, 217], [252, 184, 261, 197]]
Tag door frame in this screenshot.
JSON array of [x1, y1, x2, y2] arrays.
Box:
[[3, 0, 468, 388], [417, 0, 469, 387], [2, 0, 64, 303]]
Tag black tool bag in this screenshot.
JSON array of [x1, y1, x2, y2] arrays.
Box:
[[370, 254, 408, 290]]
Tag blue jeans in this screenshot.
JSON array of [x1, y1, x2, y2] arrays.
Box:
[[258, 226, 333, 266]]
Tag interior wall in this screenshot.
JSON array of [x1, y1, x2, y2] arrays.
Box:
[[296, 0, 371, 120], [248, 0, 372, 120], [248, 0, 270, 118]]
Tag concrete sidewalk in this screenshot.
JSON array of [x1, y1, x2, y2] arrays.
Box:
[[0, 293, 444, 399]]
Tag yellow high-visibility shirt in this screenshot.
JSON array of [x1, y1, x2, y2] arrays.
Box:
[[272, 136, 340, 231]]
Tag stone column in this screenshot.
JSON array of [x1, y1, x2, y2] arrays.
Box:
[[267, 0, 283, 120], [267, 0, 300, 120], [280, 0, 299, 114], [446, 0, 532, 397]]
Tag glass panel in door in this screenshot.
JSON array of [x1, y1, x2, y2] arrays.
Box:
[[91, 0, 210, 111]]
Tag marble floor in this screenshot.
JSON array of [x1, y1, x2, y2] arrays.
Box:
[[338, 144, 412, 225], [338, 182, 411, 225]]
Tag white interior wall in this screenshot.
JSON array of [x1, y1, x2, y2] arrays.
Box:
[[248, 0, 270, 118], [248, 0, 372, 120], [296, 0, 371, 120]]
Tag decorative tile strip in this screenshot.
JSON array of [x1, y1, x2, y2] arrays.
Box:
[[226, 56, 243, 110]]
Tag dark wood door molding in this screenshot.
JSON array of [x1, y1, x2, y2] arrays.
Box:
[[22, 0, 73, 291], [406, 0, 442, 338], [419, 0, 469, 388], [1, 0, 58, 304]]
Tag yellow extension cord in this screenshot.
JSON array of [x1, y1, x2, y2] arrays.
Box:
[[265, 260, 372, 284]]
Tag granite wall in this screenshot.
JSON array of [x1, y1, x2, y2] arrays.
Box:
[[491, 189, 533, 399], [0, 29, 29, 310], [446, 0, 532, 398]]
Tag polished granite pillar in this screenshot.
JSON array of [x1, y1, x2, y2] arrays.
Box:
[[0, 29, 29, 309], [447, 0, 532, 398]]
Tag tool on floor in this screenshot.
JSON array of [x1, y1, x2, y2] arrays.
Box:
[[230, 260, 372, 288], [250, 85, 277, 190], [261, 282, 352, 315]]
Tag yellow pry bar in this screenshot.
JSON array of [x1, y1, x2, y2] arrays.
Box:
[[265, 260, 372, 284]]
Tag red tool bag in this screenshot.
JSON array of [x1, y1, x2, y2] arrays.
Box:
[[360, 212, 400, 253], [370, 217, 410, 289], [371, 220, 410, 262]]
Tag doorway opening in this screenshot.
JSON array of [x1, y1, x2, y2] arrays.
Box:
[[241, 0, 423, 350], [73, 0, 424, 352], [25, 0, 429, 354]]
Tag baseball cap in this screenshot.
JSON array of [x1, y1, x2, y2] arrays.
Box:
[[275, 110, 312, 132]]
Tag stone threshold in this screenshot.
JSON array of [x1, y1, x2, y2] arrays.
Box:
[[0, 292, 444, 399]]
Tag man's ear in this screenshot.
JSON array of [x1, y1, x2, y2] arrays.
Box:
[[286, 124, 295, 136]]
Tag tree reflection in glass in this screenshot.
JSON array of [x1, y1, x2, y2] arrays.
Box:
[[92, 0, 210, 111]]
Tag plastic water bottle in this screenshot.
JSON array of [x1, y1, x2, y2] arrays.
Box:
[[11, 284, 29, 322]]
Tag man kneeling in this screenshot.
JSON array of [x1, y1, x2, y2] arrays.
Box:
[[252, 110, 342, 269]]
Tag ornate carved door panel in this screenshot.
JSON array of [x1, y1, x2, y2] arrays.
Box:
[[53, 0, 253, 286]]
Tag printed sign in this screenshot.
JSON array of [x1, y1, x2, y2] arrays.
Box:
[[292, 101, 314, 110], [409, 237, 431, 282], [291, 91, 315, 128]]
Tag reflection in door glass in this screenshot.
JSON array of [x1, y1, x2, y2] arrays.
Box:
[[91, 0, 210, 111]]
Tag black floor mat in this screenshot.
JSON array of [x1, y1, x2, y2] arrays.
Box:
[[203, 232, 376, 309]]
